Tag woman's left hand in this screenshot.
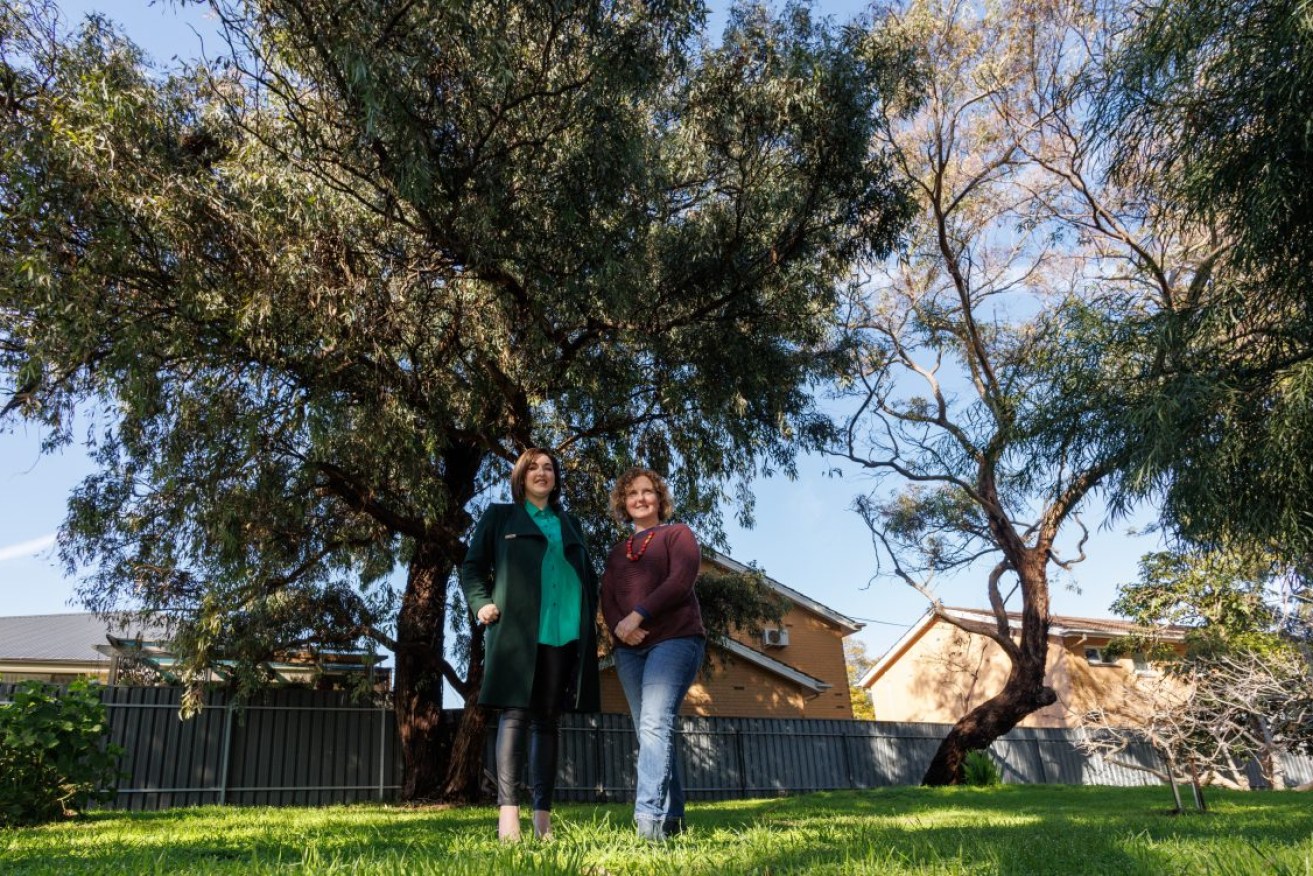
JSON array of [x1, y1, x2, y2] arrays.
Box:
[[614, 611, 647, 646]]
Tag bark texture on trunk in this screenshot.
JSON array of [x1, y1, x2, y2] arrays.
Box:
[[394, 542, 451, 801], [442, 624, 488, 801], [922, 553, 1057, 785], [921, 659, 1057, 784]]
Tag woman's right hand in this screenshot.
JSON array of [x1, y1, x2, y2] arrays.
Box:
[[614, 610, 647, 646], [477, 603, 501, 625]]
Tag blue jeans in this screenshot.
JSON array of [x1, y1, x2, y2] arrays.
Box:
[[613, 636, 705, 836]]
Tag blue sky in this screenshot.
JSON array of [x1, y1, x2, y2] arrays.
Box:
[[0, 1, 1163, 666]]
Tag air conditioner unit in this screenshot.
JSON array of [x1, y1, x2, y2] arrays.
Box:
[[762, 628, 789, 648]]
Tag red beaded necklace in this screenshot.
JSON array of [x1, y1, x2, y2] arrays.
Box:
[[626, 528, 658, 561]]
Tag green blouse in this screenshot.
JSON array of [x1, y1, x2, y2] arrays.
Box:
[[525, 501, 583, 647]]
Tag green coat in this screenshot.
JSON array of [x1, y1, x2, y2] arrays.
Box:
[[459, 502, 601, 712]]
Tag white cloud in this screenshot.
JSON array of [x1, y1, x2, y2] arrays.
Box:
[[0, 533, 57, 562]]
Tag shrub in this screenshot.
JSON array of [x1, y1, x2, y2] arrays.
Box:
[[0, 679, 125, 827], [963, 749, 1002, 786]]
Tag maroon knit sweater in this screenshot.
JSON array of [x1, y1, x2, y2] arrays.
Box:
[[601, 523, 705, 648]]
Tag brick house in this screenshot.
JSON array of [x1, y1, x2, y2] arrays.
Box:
[[856, 606, 1188, 728], [598, 550, 865, 719]]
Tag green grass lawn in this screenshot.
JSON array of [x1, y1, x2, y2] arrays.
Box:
[[2, 785, 1310, 875]]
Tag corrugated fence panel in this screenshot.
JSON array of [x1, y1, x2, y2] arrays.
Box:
[[222, 689, 395, 807], [849, 722, 941, 786], [4, 684, 1311, 810], [1086, 740, 1164, 787], [1035, 732, 1090, 785], [558, 713, 603, 801], [1280, 753, 1313, 788], [107, 687, 231, 810], [1243, 751, 1313, 791], [680, 716, 735, 800], [741, 717, 785, 796], [601, 712, 638, 801], [993, 734, 1048, 784]]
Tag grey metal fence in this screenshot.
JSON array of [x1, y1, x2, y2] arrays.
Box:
[[40, 686, 402, 810], [3, 684, 1309, 810]]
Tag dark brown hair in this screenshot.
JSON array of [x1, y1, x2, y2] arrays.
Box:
[[609, 466, 674, 524], [510, 447, 563, 507]]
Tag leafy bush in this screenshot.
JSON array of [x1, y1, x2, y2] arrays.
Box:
[[0, 679, 125, 826], [963, 749, 1002, 786]]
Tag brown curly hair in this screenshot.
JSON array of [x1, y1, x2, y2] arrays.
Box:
[[609, 467, 674, 525]]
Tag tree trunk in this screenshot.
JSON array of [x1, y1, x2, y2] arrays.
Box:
[[441, 623, 489, 801], [1187, 756, 1206, 811], [920, 661, 1057, 784], [922, 554, 1057, 785], [1165, 758, 1184, 813], [394, 542, 452, 801], [1257, 715, 1283, 790]]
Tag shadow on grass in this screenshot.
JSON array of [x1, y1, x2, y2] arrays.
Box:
[[1, 803, 497, 875]]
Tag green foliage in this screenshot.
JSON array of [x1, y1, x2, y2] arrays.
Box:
[[855, 485, 988, 575], [1088, 0, 1313, 556], [0, 680, 124, 827], [2, 787, 1312, 874], [1109, 548, 1290, 662], [1114, 550, 1275, 632], [1106, 0, 1313, 286], [844, 638, 876, 720], [695, 563, 789, 674], [961, 749, 1001, 787]]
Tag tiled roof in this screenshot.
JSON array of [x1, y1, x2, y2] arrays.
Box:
[[0, 612, 170, 663], [939, 606, 1191, 639]]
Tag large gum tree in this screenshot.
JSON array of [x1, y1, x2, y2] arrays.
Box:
[[838, 0, 1222, 784], [0, 1, 911, 799]]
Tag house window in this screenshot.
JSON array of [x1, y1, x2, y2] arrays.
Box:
[[1084, 647, 1114, 665], [1084, 648, 1154, 672]]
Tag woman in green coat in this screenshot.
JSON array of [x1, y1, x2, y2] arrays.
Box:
[[459, 447, 600, 842]]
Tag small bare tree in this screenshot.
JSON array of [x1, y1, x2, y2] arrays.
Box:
[[1079, 648, 1313, 809]]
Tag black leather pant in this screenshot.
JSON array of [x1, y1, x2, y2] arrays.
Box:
[[495, 641, 578, 810]]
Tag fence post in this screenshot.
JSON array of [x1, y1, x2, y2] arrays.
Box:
[[217, 697, 235, 805], [733, 724, 748, 798], [377, 702, 387, 801], [594, 716, 606, 802], [841, 725, 855, 789]]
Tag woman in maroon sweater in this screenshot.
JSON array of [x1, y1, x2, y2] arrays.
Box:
[[601, 466, 705, 842]]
